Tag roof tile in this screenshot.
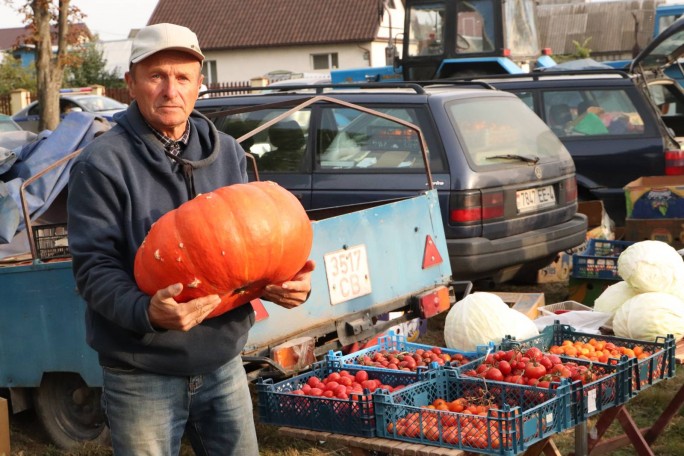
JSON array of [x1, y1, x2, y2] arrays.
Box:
[[147, 0, 384, 51]]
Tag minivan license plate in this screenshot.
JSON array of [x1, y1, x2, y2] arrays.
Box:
[[516, 185, 556, 213], [324, 244, 372, 305]]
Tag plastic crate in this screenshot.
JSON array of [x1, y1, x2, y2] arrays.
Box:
[[326, 330, 492, 374], [502, 324, 673, 422], [255, 358, 425, 437], [374, 369, 572, 455], [454, 348, 629, 425], [571, 239, 634, 280], [32, 224, 70, 260], [538, 301, 593, 316], [504, 323, 676, 397]]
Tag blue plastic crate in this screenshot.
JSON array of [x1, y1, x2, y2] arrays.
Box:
[[374, 369, 572, 455], [571, 239, 634, 280], [327, 330, 492, 374], [255, 358, 424, 437], [502, 328, 636, 423], [504, 323, 676, 397]]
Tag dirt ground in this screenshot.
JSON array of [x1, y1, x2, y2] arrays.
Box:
[[4, 281, 571, 455]]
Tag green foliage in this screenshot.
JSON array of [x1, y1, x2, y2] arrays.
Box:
[[572, 37, 593, 59], [0, 52, 36, 95], [64, 41, 125, 89]]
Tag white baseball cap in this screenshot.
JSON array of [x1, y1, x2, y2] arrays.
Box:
[[130, 23, 205, 64]]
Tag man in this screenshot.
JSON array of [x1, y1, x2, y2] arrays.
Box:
[[67, 23, 314, 455]]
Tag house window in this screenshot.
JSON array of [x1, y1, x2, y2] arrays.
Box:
[[312, 53, 338, 70], [202, 60, 218, 85]]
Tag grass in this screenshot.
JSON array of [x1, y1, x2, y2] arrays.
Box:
[[9, 363, 684, 456], [552, 365, 684, 456], [8, 282, 684, 455]]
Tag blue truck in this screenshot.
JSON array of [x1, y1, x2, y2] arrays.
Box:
[[331, 0, 555, 84], [0, 104, 464, 449]]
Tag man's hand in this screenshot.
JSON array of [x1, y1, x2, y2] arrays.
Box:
[[262, 260, 316, 309], [148, 283, 221, 331]]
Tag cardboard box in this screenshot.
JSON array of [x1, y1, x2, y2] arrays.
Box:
[[624, 217, 684, 249], [537, 251, 572, 283], [384, 317, 427, 342], [579, 200, 605, 228], [0, 397, 9, 456], [624, 176, 684, 219], [491, 291, 545, 320]]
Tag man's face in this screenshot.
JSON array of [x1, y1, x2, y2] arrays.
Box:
[[125, 50, 204, 139]]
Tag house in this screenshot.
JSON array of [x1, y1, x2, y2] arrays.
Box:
[[0, 23, 93, 68], [0, 26, 36, 67], [145, 0, 405, 84]]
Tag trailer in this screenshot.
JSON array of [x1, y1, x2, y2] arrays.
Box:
[[0, 99, 465, 449]]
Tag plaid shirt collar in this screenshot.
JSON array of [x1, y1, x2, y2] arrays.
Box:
[[146, 120, 191, 156]]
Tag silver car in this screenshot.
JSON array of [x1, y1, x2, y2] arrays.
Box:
[[11, 94, 127, 133]]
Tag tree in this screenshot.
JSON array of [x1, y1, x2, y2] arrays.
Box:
[[0, 52, 36, 95], [65, 40, 125, 88], [8, 0, 86, 131]]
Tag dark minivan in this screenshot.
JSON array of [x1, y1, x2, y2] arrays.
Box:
[[457, 70, 683, 226], [196, 84, 587, 283]]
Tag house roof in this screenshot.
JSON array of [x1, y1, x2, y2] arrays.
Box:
[[0, 27, 31, 50], [147, 0, 386, 51], [0, 23, 92, 51]]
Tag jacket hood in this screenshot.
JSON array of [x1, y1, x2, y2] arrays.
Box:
[[112, 101, 221, 172]]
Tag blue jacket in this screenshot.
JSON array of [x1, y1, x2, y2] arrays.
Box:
[[67, 102, 254, 375]]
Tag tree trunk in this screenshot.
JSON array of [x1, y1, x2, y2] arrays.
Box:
[[33, 0, 68, 132]]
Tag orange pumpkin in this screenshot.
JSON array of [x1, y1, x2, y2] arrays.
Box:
[[134, 181, 313, 318]]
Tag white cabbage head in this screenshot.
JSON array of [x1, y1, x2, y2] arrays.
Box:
[[594, 281, 639, 320], [617, 240, 684, 293], [444, 292, 538, 352], [612, 292, 684, 342]]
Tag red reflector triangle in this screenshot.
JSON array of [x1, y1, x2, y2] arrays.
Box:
[[422, 235, 443, 269], [251, 299, 269, 322]]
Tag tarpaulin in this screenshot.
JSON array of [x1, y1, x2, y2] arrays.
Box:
[[0, 112, 110, 246]]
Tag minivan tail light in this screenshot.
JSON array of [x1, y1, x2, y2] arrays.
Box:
[[665, 149, 684, 175], [564, 177, 578, 203], [449, 191, 504, 223]]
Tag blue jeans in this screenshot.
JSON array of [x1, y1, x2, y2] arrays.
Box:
[[101, 355, 258, 456]]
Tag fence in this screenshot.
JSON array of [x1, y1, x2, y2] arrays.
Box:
[[104, 81, 252, 105], [0, 80, 253, 116], [0, 94, 10, 116]]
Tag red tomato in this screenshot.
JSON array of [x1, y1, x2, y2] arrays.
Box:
[[539, 356, 553, 370], [307, 376, 321, 388], [355, 370, 369, 383], [497, 360, 512, 375], [485, 367, 504, 381], [524, 362, 547, 379], [325, 372, 341, 383], [325, 381, 340, 392], [525, 347, 543, 361]]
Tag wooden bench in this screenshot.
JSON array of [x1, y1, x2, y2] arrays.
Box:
[[278, 426, 562, 456]]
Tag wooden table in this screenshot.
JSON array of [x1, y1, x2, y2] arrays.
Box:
[[583, 340, 684, 456], [279, 426, 563, 456]]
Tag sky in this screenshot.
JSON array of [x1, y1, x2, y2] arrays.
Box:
[[0, 0, 159, 41]]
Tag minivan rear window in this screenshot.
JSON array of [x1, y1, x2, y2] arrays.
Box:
[[542, 89, 645, 138], [447, 97, 567, 167]]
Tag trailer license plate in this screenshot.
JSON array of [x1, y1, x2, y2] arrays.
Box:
[[516, 185, 556, 213], [324, 244, 372, 305]]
